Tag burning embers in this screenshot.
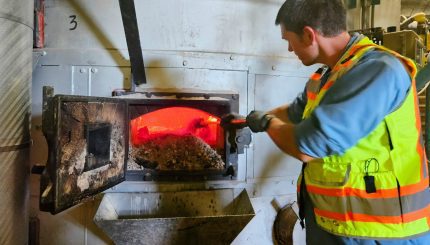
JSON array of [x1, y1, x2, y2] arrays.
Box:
[[129, 107, 226, 171], [130, 134, 224, 170]]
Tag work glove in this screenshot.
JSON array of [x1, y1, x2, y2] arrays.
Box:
[[246, 110, 274, 133], [220, 113, 247, 129]]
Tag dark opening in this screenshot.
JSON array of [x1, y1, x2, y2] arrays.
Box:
[[84, 122, 112, 171]]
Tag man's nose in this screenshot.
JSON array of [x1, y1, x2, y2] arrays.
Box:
[[288, 43, 293, 52]]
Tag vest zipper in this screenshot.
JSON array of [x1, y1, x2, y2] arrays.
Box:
[[396, 178, 404, 222]]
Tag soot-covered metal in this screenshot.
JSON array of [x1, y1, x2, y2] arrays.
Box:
[[40, 87, 128, 214]]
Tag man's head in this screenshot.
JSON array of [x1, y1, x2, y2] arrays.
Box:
[[275, 0, 347, 37], [275, 0, 349, 67]]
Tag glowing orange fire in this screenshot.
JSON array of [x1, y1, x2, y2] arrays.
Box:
[[130, 107, 224, 149]]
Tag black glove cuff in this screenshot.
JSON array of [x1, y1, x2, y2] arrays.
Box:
[[247, 110, 275, 132], [261, 114, 274, 131]]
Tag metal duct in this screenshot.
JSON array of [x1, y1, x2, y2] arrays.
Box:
[[0, 0, 33, 244]]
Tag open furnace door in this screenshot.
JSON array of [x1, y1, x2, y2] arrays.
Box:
[[39, 87, 128, 214]]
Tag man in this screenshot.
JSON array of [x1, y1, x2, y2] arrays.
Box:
[[223, 0, 430, 244]]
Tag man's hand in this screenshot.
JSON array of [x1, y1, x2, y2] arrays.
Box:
[[220, 113, 247, 129], [246, 110, 274, 133]]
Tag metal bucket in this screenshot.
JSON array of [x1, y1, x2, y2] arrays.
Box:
[[94, 189, 255, 244]]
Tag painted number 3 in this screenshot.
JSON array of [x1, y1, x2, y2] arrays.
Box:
[[69, 15, 77, 30]]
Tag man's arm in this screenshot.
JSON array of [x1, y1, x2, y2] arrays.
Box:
[[254, 52, 409, 161], [265, 117, 315, 162], [246, 110, 313, 161], [268, 105, 292, 123]]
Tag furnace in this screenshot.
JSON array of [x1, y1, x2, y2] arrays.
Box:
[[38, 86, 251, 214], [121, 89, 250, 182]]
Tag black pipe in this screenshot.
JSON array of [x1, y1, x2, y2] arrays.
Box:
[[119, 0, 147, 86]]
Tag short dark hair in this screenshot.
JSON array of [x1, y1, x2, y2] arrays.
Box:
[[275, 0, 347, 37]]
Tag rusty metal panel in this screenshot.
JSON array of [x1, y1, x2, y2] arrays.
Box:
[[40, 90, 128, 214]]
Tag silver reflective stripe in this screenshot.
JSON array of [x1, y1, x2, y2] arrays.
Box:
[[418, 134, 428, 179], [402, 187, 430, 213], [422, 156, 428, 179], [308, 187, 430, 217], [422, 155, 428, 180], [306, 79, 320, 94]]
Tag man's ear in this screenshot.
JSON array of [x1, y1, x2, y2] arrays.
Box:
[[302, 26, 316, 45]]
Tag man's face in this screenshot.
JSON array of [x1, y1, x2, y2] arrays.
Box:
[[281, 25, 317, 66]]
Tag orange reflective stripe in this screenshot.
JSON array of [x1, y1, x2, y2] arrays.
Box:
[[341, 59, 353, 67], [314, 208, 402, 223], [348, 44, 375, 56], [336, 44, 374, 66], [400, 177, 430, 195], [315, 204, 430, 224], [306, 177, 429, 198], [399, 57, 417, 77], [311, 73, 321, 80], [307, 92, 317, 100], [321, 80, 334, 91], [403, 203, 430, 223], [307, 186, 430, 216], [307, 184, 398, 198]]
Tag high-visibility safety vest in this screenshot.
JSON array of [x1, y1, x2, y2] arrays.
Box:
[[299, 36, 430, 238]]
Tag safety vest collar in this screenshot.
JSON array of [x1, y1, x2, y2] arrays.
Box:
[[303, 35, 379, 119]]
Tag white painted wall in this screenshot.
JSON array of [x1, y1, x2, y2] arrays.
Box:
[[44, 0, 294, 57]]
